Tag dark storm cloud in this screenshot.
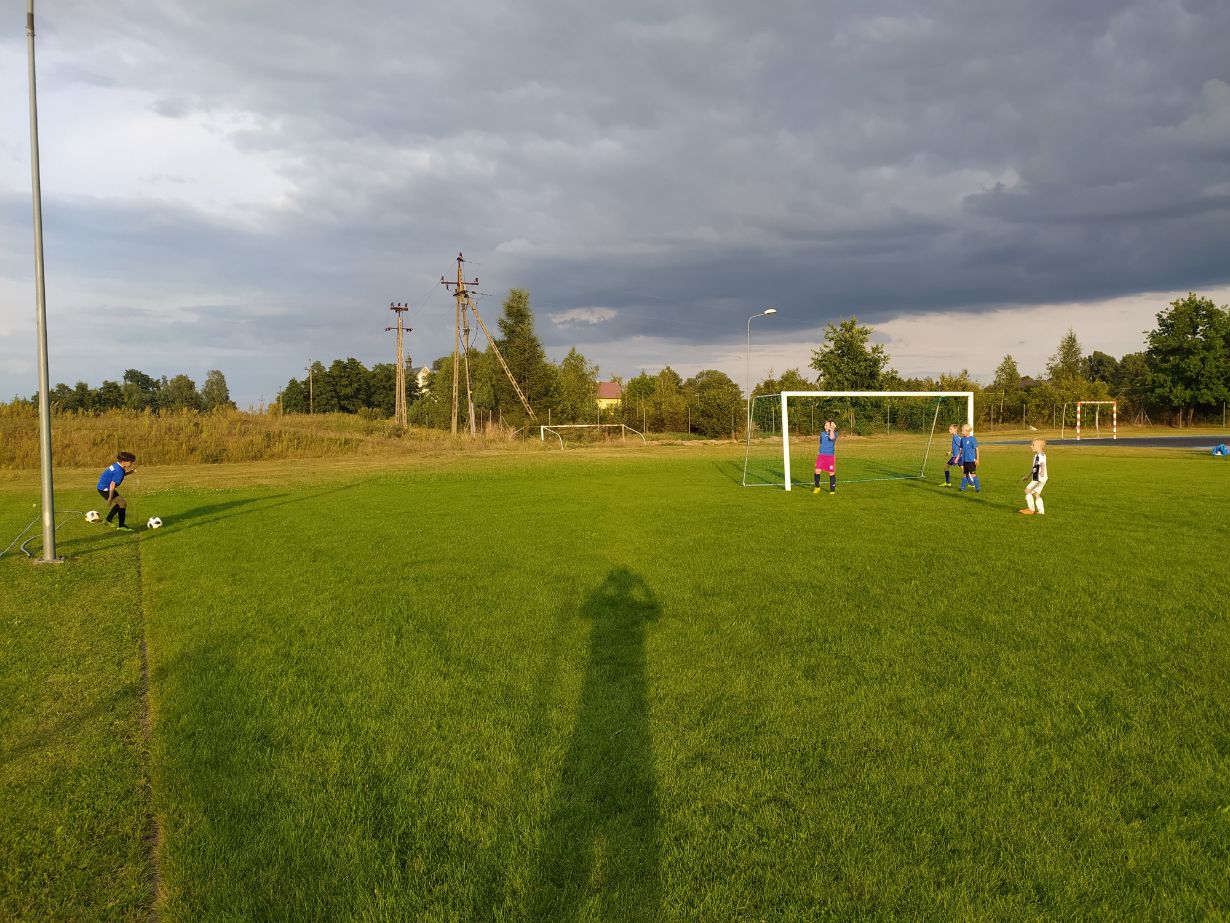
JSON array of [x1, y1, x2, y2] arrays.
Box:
[[3, 0, 1229, 400]]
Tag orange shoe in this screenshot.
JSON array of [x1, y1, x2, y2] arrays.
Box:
[[1018, 508, 1035, 515]]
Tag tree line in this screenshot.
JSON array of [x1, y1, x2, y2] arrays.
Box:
[[8, 369, 235, 414], [278, 289, 749, 438], [751, 293, 1229, 431]]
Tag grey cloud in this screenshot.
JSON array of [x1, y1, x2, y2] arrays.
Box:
[[2, 0, 1228, 403]]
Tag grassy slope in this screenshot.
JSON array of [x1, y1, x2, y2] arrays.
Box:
[[3, 442, 1229, 920], [0, 515, 153, 920]]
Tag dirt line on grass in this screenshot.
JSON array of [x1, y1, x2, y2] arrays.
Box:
[[133, 543, 163, 922]]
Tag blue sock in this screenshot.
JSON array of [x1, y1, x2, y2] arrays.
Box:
[[973, 475, 981, 492], [829, 474, 836, 492], [959, 475, 967, 490], [944, 468, 951, 484]]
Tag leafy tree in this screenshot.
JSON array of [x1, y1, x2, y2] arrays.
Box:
[[1143, 293, 1230, 426], [279, 378, 308, 414], [810, 317, 891, 390], [162, 374, 202, 411], [1083, 350, 1120, 384], [652, 367, 687, 432], [95, 380, 124, 410], [312, 360, 339, 413], [367, 363, 398, 417], [122, 369, 160, 411], [987, 355, 1022, 424], [555, 348, 599, 424], [201, 370, 235, 411], [329, 358, 372, 413], [621, 372, 656, 430], [50, 382, 77, 411], [1046, 329, 1084, 383], [809, 318, 894, 428], [72, 381, 94, 412], [684, 369, 743, 438], [409, 356, 453, 428], [494, 289, 554, 423]]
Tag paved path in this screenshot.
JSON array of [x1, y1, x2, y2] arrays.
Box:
[[986, 435, 1230, 448]]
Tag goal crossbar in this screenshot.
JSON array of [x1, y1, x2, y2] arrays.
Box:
[[778, 391, 974, 491]]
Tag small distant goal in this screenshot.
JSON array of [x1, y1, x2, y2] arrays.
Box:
[[1061, 400, 1117, 440], [539, 423, 647, 448]]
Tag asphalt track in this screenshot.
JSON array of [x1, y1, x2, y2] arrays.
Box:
[[986, 435, 1230, 449]]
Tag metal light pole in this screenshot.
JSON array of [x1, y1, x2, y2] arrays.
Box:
[[27, 0, 60, 563], [745, 309, 777, 435]]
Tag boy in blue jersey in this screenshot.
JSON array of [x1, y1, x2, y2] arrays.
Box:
[[942, 423, 961, 486], [813, 419, 837, 495], [957, 424, 981, 493], [96, 451, 137, 531]]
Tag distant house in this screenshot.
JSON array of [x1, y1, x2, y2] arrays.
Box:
[[596, 380, 622, 410]]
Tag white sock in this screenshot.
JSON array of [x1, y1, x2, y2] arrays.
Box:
[[1036, 496, 1045, 515], [1025, 493, 1035, 511]]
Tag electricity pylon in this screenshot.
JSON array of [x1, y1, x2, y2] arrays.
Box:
[[385, 302, 411, 426], [441, 253, 536, 435]]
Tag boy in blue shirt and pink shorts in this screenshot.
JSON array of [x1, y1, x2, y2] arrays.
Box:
[[813, 419, 837, 495]]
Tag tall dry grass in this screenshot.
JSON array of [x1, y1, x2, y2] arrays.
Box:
[[0, 407, 531, 469]]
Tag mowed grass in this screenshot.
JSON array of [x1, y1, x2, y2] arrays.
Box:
[[0, 518, 154, 920], [3, 442, 1229, 920]]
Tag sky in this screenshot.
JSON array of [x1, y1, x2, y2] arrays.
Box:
[[2, 0, 1229, 406]]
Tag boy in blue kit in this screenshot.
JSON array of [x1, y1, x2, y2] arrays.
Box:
[[96, 451, 137, 531], [942, 423, 961, 486], [957, 424, 981, 493], [813, 419, 837, 495]]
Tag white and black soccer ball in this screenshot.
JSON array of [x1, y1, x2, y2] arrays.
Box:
[[146, 517, 163, 529], [85, 510, 101, 523]]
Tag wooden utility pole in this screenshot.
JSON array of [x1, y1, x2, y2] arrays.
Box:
[[305, 360, 314, 414], [385, 302, 411, 426], [441, 252, 536, 435]]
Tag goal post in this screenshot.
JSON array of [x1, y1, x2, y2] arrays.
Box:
[[1075, 400, 1116, 441], [767, 391, 973, 491], [538, 423, 647, 447]]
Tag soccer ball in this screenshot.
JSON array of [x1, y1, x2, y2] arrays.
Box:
[[147, 517, 163, 529], [85, 510, 101, 523]]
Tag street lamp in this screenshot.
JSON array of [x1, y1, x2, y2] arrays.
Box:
[[746, 308, 777, 435], [27, 0, 60, 563]]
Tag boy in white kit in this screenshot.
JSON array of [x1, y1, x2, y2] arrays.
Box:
[[1019, 439, 1048, 515]]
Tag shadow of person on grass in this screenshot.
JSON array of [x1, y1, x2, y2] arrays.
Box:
[[528, 567, 663, 922]]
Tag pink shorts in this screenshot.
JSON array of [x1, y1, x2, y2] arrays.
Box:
[[815, 453, 836, 474]]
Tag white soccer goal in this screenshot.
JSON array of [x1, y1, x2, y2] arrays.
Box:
[[1060, 400, 1117, 440], [539, 423, 647, 448], [742, 391, 975, 490]]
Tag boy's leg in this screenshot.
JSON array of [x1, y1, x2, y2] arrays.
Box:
[[104, 493, 120, 522], [814, 469, 821, 489], [1034, 480, 1046, 514], [829, 473, 836, 493]]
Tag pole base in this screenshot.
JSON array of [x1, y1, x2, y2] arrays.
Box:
[[33, 556, 66, 565]]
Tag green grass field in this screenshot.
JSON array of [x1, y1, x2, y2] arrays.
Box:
[[3, 441, 1229, 920]]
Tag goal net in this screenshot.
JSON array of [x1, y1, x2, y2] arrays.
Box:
[[742, 391, 974, 490]]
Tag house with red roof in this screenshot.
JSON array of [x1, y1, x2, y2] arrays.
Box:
[[596, 379, 622, 410]]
